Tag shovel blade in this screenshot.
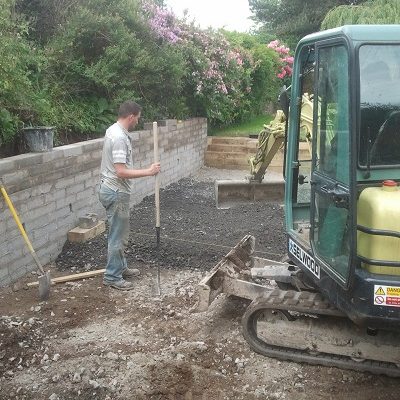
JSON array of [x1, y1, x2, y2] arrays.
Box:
[[38, 271, 51, 300]]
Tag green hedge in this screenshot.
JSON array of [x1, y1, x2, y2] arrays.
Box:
[[0, 0, 282, 148]]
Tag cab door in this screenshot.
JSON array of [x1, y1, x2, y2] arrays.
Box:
[[310, 41, 352, 286]]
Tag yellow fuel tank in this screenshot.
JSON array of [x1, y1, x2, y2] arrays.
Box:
[[357, 180, 400, 275]]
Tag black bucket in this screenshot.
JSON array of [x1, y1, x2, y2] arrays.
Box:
[[22, 126, 54, 152]]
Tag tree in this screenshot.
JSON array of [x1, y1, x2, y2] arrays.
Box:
[[15, 0, 79, 44], [249, 0, 367, 47], [322, 0, 400, 29]]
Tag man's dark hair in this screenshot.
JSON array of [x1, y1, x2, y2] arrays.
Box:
[[118, 101, 142, 118]]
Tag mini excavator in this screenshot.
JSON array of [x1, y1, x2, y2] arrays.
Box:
[[199, 25, 400, 376]]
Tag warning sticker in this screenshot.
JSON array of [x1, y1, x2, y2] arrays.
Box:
[[387, 287, 400, 296], [373, 285, 400, 307], [375, 287, 385, 295]]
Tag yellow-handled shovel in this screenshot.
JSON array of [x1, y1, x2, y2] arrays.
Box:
[[0, 183, 51, 300]]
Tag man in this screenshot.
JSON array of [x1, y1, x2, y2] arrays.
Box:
[[99, 101, 160, 290]]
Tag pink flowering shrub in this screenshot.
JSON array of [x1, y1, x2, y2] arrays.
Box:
[[142, 0, 275, 125], [267, 40, 294, 79], [143, 1, 182, 44]]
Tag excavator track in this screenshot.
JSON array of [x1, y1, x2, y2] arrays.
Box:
[[242, 289, 400, 377]]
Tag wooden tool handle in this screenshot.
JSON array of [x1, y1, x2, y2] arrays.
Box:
[[153, 122, 160, 228]]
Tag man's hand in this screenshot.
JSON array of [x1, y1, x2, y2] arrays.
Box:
[[148, 162, 161, 176]]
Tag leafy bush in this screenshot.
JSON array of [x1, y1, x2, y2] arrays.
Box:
[[1, 0, 284, 152], [43, 0, 188, 134], [0, 0, 42, 144]]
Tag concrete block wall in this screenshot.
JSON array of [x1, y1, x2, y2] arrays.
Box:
[[0, 118, 207, 286]]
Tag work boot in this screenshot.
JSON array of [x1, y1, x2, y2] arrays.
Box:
[[122, 267, 141, 279], [103, 279, 135, 291]]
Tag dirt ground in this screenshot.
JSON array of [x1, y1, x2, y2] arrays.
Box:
[[1, 167, 398, 399]]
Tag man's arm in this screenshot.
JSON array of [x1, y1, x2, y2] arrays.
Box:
[[114, 163, 160, 179]]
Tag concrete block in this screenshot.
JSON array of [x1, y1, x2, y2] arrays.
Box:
[[10, 266, 31, 285], [9, 253, 33, 272], [74, 171, 92, 183], [71, 198, 97, 215], [0, 265, 11, 281], [33, 223, 56, 241], [55, 176, 75, 190], [85, 178, 98, 190], [44, 188, 66, 204], [68, 220, 106, 243], [81, 138, 104, 152], [2, 170, 29, 186], [62, 143, 83, 158], [79, 159, 100, 171], [159, 126, 168, 136], [2, 248, 24, 267], [29, 162, 58, 178], [29, 202, 56, 220], [14, 153, 44, 169], [0, 159, 16, 175], [42, 151, 59, 163], [32, 234, 52, 249], [41, 169, 67, 184], [76, 187, 95, 201], [66, 183, 85, 196], [54, 207, 71, 223], [90, 152, 102, 163], [141, 130, 153, 141]]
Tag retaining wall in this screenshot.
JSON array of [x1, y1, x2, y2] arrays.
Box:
[[0, 118, 207, 286]]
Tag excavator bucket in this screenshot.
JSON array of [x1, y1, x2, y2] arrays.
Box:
[[197, 235, 292, 311], [215, 178, 284, 209], [215, 111, 286, 209]]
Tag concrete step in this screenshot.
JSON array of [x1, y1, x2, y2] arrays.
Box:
[[207, 143, 257, 154], [205, 152, 249, 170], [205, 138, 311, 171], [208, 136, 258, 147]]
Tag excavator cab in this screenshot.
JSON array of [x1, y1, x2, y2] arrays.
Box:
[[199, 26, 400, 376], [285, 25, 400, 327]]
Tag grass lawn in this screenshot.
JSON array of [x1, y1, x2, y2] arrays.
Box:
[[209, 114, 274, 137]]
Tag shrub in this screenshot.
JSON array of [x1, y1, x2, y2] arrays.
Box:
[[42, 0, 189, 135], [1, 0, 285, 150], [0, 0, 42, 144]]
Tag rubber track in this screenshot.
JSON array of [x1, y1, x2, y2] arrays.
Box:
[[242, 289, 400, 377]]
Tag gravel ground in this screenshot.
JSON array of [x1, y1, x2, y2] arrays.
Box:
[[56, 167, 287, 274], [0, 167, 398, 400]]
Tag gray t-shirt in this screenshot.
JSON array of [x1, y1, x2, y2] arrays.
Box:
[[100, 122, 133, 194]]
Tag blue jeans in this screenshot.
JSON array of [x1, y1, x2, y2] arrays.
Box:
[[98, 184, 130, 282]]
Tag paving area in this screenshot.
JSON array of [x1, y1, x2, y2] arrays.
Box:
[[0, 167, 398, 399]]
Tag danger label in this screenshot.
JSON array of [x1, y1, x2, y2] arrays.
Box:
[[375, 287, 385, 295], [374, 285, 400, 308], [387, 287, 400, 296]]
